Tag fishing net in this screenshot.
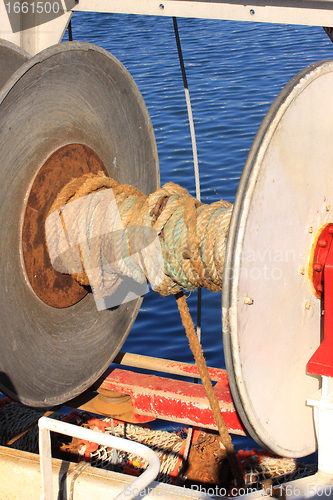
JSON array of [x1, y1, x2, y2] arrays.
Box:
[[90, 419, 185, 483], [0, 400, 317, 492]]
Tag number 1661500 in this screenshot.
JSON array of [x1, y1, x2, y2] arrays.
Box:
[[5, 2, 61, 14]]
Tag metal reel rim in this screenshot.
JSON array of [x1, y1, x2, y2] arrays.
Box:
[[0, 38, 31, 91], [0, 38, 31, 59], [0, 41, 159, 179], [0, 297, 143, 407]]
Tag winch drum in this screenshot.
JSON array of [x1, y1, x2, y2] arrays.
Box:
[[0, 41, 159, 407], [223, 60, 333, 457]]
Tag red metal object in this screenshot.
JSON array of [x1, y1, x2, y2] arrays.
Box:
[[308, 223, 333, 377], [310, 223, 333, 298], [98, 367, 246, 435]]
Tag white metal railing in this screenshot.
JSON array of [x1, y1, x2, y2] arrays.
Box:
[[38, 416, 160, 500]]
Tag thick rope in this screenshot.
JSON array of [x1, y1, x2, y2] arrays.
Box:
[[48, 171, 232, 296], [175, 291, 246, 490]]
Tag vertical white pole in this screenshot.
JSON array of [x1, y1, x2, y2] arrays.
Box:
[[38, 425, 54, 500]]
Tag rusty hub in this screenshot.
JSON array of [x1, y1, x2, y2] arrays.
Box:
[[22, 143, 109, 308], [310, 223, 333, 298]]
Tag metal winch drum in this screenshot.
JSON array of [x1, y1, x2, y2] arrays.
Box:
[[0, 39, 332, 458], [223, 60, 333, 458], [0, 41, 159, 407]]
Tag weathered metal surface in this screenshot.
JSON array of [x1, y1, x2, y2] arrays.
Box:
[[113, 352, 229, 383], [185, 429, 230, 486], [67, 356, 231, 426], [22, 143, 109, 308], [222, 61, 333, 457], [0, 39, 30, 90], [0, 42, 159, 407], [98, 368, 246, 435], [93, 390, 133, 416]]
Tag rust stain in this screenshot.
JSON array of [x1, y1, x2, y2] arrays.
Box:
[[185, 430, 230, 487], [22, 144, 109, 308]]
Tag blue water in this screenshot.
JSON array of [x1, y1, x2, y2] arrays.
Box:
[[64, 15, 333, 454]]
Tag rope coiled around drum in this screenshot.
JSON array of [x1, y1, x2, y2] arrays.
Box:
[[48, 171, 232, 297]]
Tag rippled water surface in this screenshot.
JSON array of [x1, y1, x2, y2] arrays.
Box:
[[64, 14, 333, 450]]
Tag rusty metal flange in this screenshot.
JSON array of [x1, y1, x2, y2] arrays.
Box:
[[22, 143, 109, 308]]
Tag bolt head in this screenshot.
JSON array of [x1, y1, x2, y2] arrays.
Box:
[[328, 225, 333, 234], [314, 263, 323, 272], [318, 239, 328, 247]]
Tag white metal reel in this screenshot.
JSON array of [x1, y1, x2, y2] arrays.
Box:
[[222, 59, 333, 458]]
